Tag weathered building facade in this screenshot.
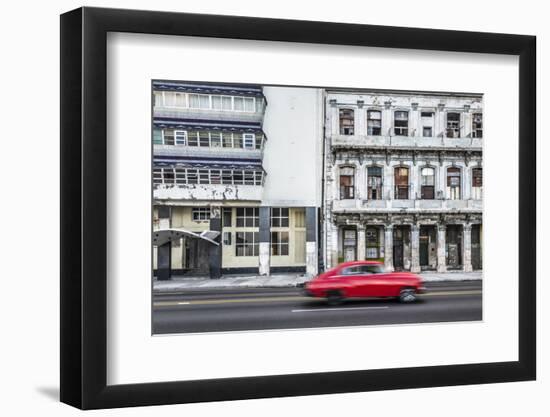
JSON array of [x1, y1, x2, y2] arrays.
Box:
[[323, 90, 483, 273], [152, 81, 323, 279]]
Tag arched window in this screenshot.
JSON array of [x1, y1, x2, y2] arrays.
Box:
[[339, 109, 355, 135], [447, 167, 461, 200], [421, 167, 435, 199], [339, 166, 355, 199], [367, 166, 383, 200], [394, 166, 409, 199], [472, 168, 482, 199]]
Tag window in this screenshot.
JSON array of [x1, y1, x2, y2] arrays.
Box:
[[394, 167, 409, 199], [472, 113, 483, 138], [211, 95, 222, 110], [421, 111, 434, 137], [271, 231, 289, 256], [421, 167, 435, 199], [447, 167, 461, 199], [339, 109, 354, 135], [472, 168, 483, 199], [362, 264, 385, 274], [367, 110, 382, 135], [153, 129, 163, 145], [192, 207, 210, 222], [236, 208, 259, 228], [223, 231, 232, 246], [174, 130, 187, 145], [235, 232, 259, 256], [271, 208, 289, 227], [162, 129, 174, 145], [244, 97, 255, 112], [163, 168, 175, 185], [367, 166, 383, 200], [243, 133, 256, 149], [339, 166, 355, 199], [446, 112, 461, 138], [222, 208, 232, 228], [394, 111, 409, 136]]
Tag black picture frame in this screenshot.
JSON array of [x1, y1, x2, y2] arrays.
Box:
[[60, 6, 536, 410]]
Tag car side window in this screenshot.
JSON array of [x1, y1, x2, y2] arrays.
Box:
[[364, 265, 384, 274], [340, 266, 362, 276]]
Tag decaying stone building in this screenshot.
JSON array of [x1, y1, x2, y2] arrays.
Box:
[[323, 90, 483, 273], [152, 81, 323, 279]]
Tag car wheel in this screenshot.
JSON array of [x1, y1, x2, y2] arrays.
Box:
[[399, 288, 417, 303], [326, 290, 344, 306]]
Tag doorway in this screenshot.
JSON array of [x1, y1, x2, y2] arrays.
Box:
[[393, 226, 410, 271], [419, 225, 437, 270], [446, 225, 463, 269], [471, 224, 482, 270]]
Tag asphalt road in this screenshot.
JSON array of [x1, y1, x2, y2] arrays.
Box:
[[152, 281, 482, 334]]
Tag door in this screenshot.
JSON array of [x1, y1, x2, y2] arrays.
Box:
[[471, 224, 482, 270], [419, 237, 429, 267], [393, 227, 404, 270], [447, 244, 459, 268], [343, 228, 357, 262]]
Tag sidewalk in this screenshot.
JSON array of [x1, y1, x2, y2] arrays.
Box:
[[153, 271, 482, 293]]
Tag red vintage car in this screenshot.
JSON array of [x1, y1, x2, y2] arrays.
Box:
[[304, 260, 426, 304]]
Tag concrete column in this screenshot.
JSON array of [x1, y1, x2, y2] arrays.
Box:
[[357, 223, 366, 261], [208, 206, 222, 279], [463, 223, 473, 272], [411, 224, 421, 273], [157, 242, 172, 281], [156, 206, 171, 280], [437, 224, 447, 272], [259, 206, 271, 276], [383, 102, 393, 136], [463, 164, 471, 200], [327, 221, 339, 269], [305, 207, 318, 276], [384, 225, 394, 271]]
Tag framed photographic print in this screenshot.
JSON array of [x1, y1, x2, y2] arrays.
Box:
[[60, 6, 536, 410]]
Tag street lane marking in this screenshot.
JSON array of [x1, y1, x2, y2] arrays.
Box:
[[153, 290, 481, 307], [292, 306, 389, 313]]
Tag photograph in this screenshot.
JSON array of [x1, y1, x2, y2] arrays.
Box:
[[151, 80, 483, 334]]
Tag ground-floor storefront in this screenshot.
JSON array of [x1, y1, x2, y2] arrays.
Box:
[[153, 204, 320, 279], [326, 212, 482, 273]]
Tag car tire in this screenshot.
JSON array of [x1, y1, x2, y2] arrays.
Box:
[[326, 290, 344, 306], [399, 288, 417, 303]]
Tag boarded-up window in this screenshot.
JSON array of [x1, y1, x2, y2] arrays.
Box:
[[447, 167, 461, 200], [339, 109, 355, 135], [367, 166, 383, 200], [421, 167, 435, 199], [394, 167, 409, 199], [340, 167, 355, 199], [394, 111, 409, 136], [367, 110, 382, 135]]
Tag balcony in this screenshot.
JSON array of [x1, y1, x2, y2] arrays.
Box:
[[154, 144, 263, 160], [331, 134, 482, 151], [154, 107, 264, 124], [154, 184, 263, 202], [331, 198, 482, 212]]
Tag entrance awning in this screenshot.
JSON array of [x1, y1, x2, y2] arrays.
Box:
[[153, 228, 220, 247]]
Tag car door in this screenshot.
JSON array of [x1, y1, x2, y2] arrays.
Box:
[[338, 266, 363, 297], [358, 264, 392, 297]]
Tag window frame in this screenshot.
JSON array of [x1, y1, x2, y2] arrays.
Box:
[[339, 108, 355, 135], [394, 110, 409, 136], [192, 207, 211, 222]]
